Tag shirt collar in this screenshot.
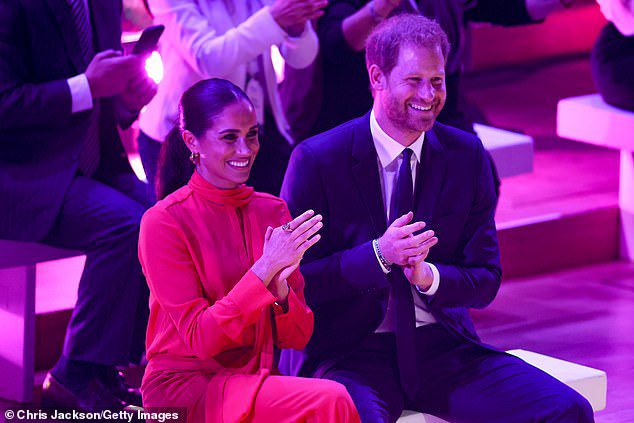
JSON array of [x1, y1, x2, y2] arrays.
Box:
[[370, 110, 425, 169]]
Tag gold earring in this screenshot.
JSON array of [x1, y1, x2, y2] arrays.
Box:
[[189, 151, 200, 165]]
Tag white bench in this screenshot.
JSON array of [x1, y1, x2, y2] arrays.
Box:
[[0, 240, 82, 403], [397, 349, 607, 422], [474, 124, 534, 178], [557, 94, 634, 260]]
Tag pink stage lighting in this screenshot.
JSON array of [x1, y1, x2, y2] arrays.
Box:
[[145, 51, 164, 84]]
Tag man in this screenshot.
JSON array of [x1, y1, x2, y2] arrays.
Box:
[[281, 14, 593, 423], [306, 0, 575, 137], [0, 0, 156, 411]]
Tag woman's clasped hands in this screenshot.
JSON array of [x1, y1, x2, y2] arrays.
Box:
[[252, 210, 323, 301]]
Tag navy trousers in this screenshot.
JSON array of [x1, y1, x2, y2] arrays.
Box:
[[322, 324, 594, 423], [42, 171, 150, 366]]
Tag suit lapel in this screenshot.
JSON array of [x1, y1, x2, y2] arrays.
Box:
[[414, 125, 447, 224], [43, 0, 86, 72], [351, 113, 388, 237]]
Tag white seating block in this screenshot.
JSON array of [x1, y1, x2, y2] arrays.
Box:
[[557, 94, 634, 260], [474, 123, 534, 178], [0, 240, 81, 403], [398, 349, 606, 422], [557, 94, 634, 151], [398, 410, 449, 423], [507, 349, 606, 412]]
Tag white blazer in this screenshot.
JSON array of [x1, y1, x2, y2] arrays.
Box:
[[139, 0, 319, 145]]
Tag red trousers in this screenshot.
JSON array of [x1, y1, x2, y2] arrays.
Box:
[[249, 375, 360, 422]]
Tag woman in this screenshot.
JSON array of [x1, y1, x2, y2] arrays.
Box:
[[138, 79, 360, 422], [138, 0, 326, 197]]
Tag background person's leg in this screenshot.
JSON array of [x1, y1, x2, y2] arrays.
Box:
[[96, 171, 153, 364], [137, 130, 163, 202], [43, 174, 148, 370]]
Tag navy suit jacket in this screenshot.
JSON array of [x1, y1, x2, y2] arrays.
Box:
[[280, 113, 502, 377], [0, 0, 134, 241]]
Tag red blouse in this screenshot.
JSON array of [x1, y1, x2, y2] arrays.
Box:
[[138, 171, 314, 422]]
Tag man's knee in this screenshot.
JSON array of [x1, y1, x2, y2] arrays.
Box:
[[538, 388, 594, 423], [104, 201, 145, 245], [560, 390, 594, 423]]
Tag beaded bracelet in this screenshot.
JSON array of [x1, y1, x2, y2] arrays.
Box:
[[373, 238, 392, 272]]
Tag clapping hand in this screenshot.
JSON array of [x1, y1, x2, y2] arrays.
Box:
[[378, 211, 438, 290], [252, 210, 323, 301], [270, 0, 328, 36], [378, 212, 437, 266]]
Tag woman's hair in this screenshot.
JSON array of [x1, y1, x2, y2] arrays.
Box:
[[155, 78, 253, 200]]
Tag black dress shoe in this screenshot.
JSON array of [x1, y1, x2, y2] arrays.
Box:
[[99, 369, 143, 407], [42, 372, 127, 412]]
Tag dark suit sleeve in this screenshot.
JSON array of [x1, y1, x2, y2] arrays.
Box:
[[429, 141, 502, 309], [465, 0, 536, 26], [317, 0, 367, 64], [0, 0, 73, 131], [281, 143, 390, 308]]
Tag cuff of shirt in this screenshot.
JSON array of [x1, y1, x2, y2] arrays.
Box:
[[67, 74, 93, 113], [231, 269, 277, 325], [261, 6, 293, 41], [525, 0, 565, 20], [415, 262, 440, 296]]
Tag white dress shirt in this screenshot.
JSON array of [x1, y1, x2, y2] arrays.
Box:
[[370, 111, 440, 331]]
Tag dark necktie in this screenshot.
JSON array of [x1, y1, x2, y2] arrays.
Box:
[[389, 148, 419, 397], [68, 0, 94, 66], [68, 0, 99, 176]]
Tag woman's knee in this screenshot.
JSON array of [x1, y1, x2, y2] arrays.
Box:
[[311, 380, 359, 418]]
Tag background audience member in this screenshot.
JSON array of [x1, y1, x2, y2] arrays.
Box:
[[0, 0, 156, 411], [138, 0, 325, 197], [139, 78, 359, 422], [592, 0, 634, 111], [306, 0, 577, 137]]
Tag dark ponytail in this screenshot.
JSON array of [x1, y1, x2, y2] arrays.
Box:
[[155, 78, 253, 200], [155, 127, 193, 200]]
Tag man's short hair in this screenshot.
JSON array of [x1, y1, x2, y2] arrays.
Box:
[[365, 14, 450, 76]]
